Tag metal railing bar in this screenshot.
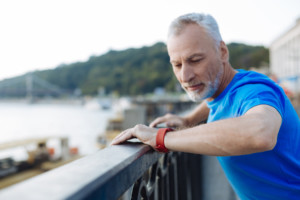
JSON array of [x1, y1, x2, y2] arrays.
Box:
[[0, 141, 161, 200]]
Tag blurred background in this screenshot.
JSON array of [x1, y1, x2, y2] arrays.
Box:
[[0, 0, 299, 189]]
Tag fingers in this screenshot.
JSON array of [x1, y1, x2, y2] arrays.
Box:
[[111, 128, 135, 145], [149, 114, 173, 127], [166, 122, 178, 128], [111, 124, 157, 147], [149, 117, 165, 128], [150, 113, 183, 128]]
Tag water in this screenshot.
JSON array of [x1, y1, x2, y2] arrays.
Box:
[[0, 101, 115, 160]]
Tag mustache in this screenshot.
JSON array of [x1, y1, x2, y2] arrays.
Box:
[[181, 81, 204, 88]]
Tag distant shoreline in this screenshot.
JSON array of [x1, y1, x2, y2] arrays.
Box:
[[0, 98, 85, 105]]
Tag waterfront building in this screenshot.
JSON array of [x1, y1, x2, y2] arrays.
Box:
[[270, 18, 300, 95]]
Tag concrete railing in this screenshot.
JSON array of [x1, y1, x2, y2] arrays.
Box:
[[0, 140, 204, 200]]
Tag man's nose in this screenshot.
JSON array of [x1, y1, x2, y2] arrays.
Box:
[[181, 64, 194, 83]]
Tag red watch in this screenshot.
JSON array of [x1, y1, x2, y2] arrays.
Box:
[[156, 128, 174, 153]]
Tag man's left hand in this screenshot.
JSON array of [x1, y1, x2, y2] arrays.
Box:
[[111, 124, 158, 148]]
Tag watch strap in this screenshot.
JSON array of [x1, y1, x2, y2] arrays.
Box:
[[156, 128, 174, 153]]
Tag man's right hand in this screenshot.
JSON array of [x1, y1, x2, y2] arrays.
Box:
[[149, 113, 187, 128]]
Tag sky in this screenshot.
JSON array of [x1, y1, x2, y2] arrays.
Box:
[[0, 0, 299, 81]]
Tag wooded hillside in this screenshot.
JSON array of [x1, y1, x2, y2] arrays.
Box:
[[1, 42, 269, 97]]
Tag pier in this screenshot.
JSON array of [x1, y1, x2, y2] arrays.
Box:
[[131, 96, 196, 124]]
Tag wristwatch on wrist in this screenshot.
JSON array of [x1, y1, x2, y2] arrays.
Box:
[[155, 128, 174, 153]]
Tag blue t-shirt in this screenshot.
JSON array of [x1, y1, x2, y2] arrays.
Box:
[[206, 70, 300, 200]]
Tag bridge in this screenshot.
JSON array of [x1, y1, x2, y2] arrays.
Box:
[[0, 73, 70, 100]]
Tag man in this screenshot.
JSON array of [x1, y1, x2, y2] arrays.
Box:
[[112, 13, 300, 199]]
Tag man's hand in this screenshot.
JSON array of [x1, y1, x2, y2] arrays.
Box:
[[149, 113, 186, 128], [111, 124, 158, 148]]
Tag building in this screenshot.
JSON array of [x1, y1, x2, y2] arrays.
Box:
[[270, 18, 300, 95]]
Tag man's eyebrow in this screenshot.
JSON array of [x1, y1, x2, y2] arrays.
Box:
[[169, 53, 205, 63], [187, 53, 204, 60], [170, 59, 179, 64]]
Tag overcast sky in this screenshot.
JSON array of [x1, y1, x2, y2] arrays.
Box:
[[0, 0, 299, 81]]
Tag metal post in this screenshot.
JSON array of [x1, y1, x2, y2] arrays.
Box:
[[26, 73, 33, 102]]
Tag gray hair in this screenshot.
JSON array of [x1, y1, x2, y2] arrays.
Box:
[[168, 13, 223, 48]]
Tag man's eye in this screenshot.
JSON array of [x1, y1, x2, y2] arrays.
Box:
[[173, 63, 182, 68], [191, 59, 202, 63]]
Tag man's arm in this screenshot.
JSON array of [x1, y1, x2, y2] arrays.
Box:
[[112, 104, 282, 156], [149, 100, 210, 128], [184, 100, 210, 126], [165, 104, 282, 156]]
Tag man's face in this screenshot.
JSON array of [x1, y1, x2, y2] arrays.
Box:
[[167, 24, 224, 102]]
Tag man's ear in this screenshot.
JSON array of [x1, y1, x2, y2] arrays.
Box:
[[219, 41, 229, 62]]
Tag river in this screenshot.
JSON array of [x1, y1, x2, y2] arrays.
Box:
[[0, 100, 115, 160]]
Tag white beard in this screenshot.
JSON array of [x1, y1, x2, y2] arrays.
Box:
[[182, 68, 223, 102], [184, 81, 215, 102]]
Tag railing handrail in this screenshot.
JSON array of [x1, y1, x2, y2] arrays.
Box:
[[0, 140, 162, 200]]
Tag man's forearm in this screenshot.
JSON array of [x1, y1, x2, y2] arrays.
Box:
[[165, 106, 281, 156], [184, 100, 210, 126]]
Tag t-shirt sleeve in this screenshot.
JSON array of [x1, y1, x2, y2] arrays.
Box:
[[238, 83, 285, 117]]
